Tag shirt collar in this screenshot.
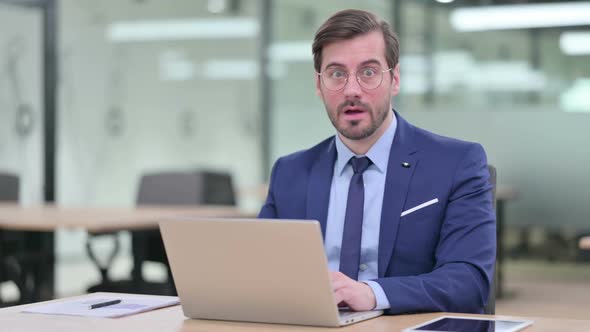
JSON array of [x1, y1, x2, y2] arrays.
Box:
[[334, 110, 397, 176]]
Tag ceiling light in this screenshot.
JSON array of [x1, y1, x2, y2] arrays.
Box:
[[108, 17, 259, 42], [560, 32, 590, 55], [450, 2, 590, 31]]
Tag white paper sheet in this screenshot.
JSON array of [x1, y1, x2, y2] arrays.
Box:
[[22, 294, 180, 318]]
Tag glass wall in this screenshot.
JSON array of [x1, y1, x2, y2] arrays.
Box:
[[0, 3, 44, 205], [395, 2, 590, 231], [54, 0, 263, 295], [58, 0, 262, 210]]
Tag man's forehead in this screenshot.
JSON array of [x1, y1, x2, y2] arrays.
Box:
[[322, 52, 387, 70], [320, 31, 387, 68], [324, 59, 382, 69]]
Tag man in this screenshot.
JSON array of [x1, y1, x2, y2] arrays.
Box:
[[258, 9, 495, 315]]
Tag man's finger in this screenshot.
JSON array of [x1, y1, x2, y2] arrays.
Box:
[[331, 278, 348, 291], [330, 271, 345, 282], [333, 289, 344, 305]]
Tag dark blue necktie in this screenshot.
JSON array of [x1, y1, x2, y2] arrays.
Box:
[[339, 156, 372, 280]]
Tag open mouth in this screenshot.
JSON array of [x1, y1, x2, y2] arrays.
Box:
[[344, 109, 364, 115], [338, 101, 369, 119]]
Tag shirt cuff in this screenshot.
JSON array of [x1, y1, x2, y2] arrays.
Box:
[[363, 280, 391, 310]]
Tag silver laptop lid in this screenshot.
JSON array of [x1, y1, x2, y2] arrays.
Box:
[[159, 218, 342, 327]]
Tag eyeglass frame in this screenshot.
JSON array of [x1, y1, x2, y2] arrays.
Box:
[[316, 65, 393, 91]]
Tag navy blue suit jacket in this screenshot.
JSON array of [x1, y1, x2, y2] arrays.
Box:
[[258, 112, 496, 314]]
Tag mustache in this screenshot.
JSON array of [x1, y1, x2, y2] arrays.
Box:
[[337, 100, 370, 113]]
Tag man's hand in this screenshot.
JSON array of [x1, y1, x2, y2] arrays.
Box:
[[330, 271, 376, 311]]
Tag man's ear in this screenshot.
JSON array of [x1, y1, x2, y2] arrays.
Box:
[[390, 64, 400, 96], [315, 71, 322, 97]]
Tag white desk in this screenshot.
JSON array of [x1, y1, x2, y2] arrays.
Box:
[[1, 293, 590, 332]]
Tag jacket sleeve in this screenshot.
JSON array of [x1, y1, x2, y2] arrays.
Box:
[[376, 143, 496, 314], [257, 158, 281, 219]]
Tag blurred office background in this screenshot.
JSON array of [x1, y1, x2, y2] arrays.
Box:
[[1, 0, 590, 317]]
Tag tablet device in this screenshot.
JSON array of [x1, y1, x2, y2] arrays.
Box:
[[403, 315, 534, 332]]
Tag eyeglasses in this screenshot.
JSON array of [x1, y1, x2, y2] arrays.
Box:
[[317, 66, 393, 91]]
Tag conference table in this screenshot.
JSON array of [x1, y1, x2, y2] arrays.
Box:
[[0, 203, 252, 302], [0, 203, 249, 232], [1, 293, 589, 332]]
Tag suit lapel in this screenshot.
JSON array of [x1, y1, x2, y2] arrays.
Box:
[[378, 112, 419, 277], [306, 138, 337, 239]]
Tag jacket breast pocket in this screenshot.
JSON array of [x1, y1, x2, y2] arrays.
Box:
[[395, 205, 443, 268], [400, 198, 440, 223]]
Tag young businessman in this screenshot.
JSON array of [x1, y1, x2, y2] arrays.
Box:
[[258, 9, 496, 315]]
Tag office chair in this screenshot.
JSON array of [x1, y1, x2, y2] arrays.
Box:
[[484, 165, 497, 315], [131, 170, 236, 295], [0, 173, 27, 306], [86, 170, 236, 295]]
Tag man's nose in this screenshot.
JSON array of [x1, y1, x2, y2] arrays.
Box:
[[343, 76, 362, 98]]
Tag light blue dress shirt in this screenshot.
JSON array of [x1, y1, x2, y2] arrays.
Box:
[[324, 111, 397, 310]]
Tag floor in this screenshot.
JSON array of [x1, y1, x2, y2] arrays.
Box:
[[496, 260, 590, 320]]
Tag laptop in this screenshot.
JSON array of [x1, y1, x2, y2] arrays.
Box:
[[159, 218, 384, 327]]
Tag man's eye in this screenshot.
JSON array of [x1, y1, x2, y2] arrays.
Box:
[[330, 70, 346, 79], [361, 68, 377, 77]]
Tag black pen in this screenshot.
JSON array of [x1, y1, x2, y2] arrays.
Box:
[[89, 299, 121, 310]]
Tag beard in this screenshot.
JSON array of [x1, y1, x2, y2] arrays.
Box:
[[326, 98, 390, 141]]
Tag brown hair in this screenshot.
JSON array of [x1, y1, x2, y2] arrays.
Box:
[[312, 9, 400, 73]]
